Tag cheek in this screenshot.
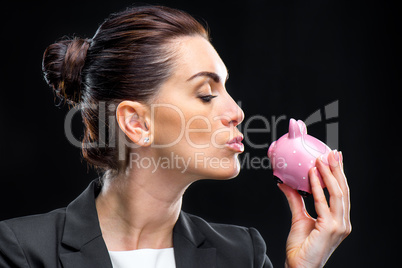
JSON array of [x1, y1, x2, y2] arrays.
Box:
[[152, 104, 185, 146], [151, 102, 242, 179], [186, 117, 213, 147], [153, 101, 219, 148], [186, 116, 236, 148]]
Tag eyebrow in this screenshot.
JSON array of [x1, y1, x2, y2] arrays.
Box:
[[186, 71, 229, 83]]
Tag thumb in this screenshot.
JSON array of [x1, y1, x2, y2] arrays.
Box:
[[277, 183, 307, 220]]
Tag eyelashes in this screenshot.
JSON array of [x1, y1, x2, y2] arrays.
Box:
[[196, 81, 219, 103], [198, 94, 217, 103]]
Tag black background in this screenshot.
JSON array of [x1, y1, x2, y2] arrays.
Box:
[[0, 0, 399, 267]]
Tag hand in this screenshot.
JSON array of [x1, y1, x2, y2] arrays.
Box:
[[278, 150, 351, 268]]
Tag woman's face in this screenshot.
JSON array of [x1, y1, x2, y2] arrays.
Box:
[[151, 36, 244, 181]]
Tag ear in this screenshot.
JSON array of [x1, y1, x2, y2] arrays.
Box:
[[288, 118, 302, 139], [297, 120, 307, 135], [116, 101, 152, 146]]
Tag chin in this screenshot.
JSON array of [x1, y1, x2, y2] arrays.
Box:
[[205, 156, 242, 180], [185, 153, 242, 181]]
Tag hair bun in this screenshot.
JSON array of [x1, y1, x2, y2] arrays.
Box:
[[42, 37, 90, 104]]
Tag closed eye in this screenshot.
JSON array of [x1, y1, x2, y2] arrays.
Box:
[[198, 94, 217, 103]]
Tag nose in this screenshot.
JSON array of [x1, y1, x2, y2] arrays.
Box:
[[220, 92, 245, 127]]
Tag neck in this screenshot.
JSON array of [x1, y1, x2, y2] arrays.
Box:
[[96, 166, 190, 251]]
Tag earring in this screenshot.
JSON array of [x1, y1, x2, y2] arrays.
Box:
[[143, 137, 150, 143]]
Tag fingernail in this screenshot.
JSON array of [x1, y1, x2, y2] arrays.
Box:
[[320, 155, 329, 165], [333, 149, 339, 161], [313, 167, 320, 177], [328, 150, 340, 168], [339, 151, 343, 162]]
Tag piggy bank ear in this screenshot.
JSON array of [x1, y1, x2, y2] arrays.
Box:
[[297, 120, 307, 135], [288, 118, 302, 139]]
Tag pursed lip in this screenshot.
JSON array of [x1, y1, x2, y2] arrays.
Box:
[[226, 135, 244, 152], [227, 135, 244, 144]]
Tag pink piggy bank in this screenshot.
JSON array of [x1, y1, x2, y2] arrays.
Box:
[[267, 118, 331, 197]]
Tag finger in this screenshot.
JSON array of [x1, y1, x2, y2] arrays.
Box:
[[328, 150, 349, 198], [330, 151, 351, 230], [316, 155, 345, 220], [328, 151, 350, 210], [309, 167, 330, 218], [277, 183, 310, 220]]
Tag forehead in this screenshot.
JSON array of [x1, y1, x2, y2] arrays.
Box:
[[172, 36, 227, 81]]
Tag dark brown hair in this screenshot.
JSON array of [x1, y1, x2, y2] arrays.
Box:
[[42, 6, 209, 172]]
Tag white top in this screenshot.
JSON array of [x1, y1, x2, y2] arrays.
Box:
[[108, 248, 176, 268]]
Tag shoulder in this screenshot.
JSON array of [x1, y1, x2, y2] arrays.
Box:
[[0, 208, 66, 267], [185, 212, 255, 240], [0, 208, 66, 240], [180, 212, 272, 267]]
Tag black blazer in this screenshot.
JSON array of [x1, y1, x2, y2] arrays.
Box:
[[0, 179, 273, 268]]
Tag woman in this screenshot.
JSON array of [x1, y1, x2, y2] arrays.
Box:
[[0, 5, 351, 268]]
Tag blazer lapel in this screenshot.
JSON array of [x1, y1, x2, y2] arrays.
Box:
[[173, 212, 217, 268], [59, 179, 113, 268], [58, 180, 217, 268], [59, 236, 112, 268]]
